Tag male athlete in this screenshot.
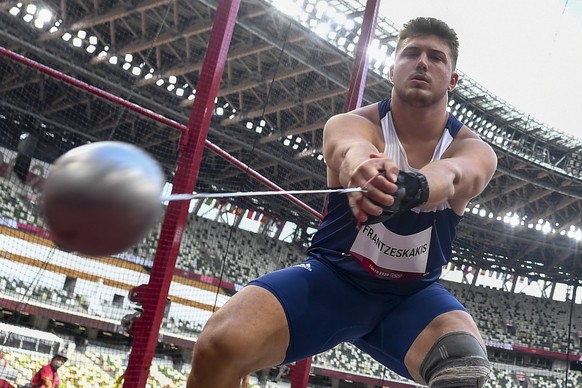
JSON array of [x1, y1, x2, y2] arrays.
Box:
[[188, 16, 497, 388]]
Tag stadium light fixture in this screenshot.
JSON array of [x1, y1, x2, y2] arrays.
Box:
[[26, 3, 37, 14], [273, 0, 303, 17], [315, 22, 331, 37], [344, 18, 356, 31]]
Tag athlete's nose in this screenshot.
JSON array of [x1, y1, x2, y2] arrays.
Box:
[[416, 52, 428, 71]]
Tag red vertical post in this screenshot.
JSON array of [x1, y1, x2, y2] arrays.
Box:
[[343, 0, 380, 112], [290, 358, 312, 388], [122, 1, 241, 387], [292, 1, 379, 387]]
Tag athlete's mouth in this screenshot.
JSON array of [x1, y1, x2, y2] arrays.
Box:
[[411, 74, 429, 83]]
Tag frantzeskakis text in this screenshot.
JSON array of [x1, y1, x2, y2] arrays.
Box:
[[362, 224, 428, 258]]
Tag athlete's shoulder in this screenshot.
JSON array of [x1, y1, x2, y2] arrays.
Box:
[[349, 101, 383, 125], [455, 123, 489, 143]]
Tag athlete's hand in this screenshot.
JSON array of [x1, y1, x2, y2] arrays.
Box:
[[347, 153, 399, 225]]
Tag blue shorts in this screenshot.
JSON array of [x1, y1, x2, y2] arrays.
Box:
[[249, 258, 466, 380]]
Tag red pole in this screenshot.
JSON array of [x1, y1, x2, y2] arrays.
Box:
[[292, 1, 380, 387], [290, 359, 312, 388], [343, 0, 380, 113], [123, 1, 241, 387]]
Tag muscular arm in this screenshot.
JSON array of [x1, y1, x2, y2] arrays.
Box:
[[323, 106, 496, 222], [323, 110, 398, 223], [419, 127, 497, 212], [323, 113, 384, 187]]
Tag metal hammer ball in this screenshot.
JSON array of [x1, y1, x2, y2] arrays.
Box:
[[41, 141, 165, 256]]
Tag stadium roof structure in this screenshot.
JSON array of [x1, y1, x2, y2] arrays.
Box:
[[0, 321, 64, 345], [1, 0, 581, 286]]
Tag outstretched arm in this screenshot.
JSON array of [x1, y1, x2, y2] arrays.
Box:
[[323, 111, 398, 224], [418, 127, 497, 212], [324, 112, 497, 223]]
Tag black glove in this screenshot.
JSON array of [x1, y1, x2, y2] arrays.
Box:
[[363, 170, 429, 225]]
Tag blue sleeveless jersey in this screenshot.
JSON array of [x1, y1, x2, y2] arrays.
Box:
[[307, 99, 464, 295]]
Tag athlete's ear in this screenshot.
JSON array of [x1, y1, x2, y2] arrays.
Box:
[[448, 71, 459, 91], [389, 65, 394, 83]]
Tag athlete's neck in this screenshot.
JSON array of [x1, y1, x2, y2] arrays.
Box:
[[390, 97, 449, 141]]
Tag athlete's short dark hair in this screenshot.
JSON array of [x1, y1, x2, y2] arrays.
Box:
[[396, 17, 459, 70]]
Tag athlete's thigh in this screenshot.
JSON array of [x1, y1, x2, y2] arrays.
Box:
[[199, 283, 290, 369], [353, 282, 467, 381], [250, 258, 391, 364]]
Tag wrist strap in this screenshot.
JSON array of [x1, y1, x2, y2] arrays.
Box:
[[407, 171, 429, 206], [363, 170, 430, 225]]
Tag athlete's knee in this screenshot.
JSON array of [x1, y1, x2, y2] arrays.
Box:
[[419, 331, 491, 388], [193, 318, 237, 363], [191, 330, 222, 369], [189, 323, 247, 388]]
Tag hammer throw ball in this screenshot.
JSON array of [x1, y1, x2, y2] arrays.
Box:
[[41, 141, 165, 256]]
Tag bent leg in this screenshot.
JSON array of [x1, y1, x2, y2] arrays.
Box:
[[187, 285, 289, 388], [353, 282, 490, 386], [188, 258, 392, 388], [417, 328, 489, 387], [404, 309, 489, 385]]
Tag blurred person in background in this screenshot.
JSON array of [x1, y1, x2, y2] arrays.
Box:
[[29, 351, 67, 388]]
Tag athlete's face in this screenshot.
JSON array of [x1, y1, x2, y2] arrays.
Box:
[[390, 34, 458, 107]]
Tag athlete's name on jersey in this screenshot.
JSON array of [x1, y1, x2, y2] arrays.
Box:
[[361, 225, 428, 258]]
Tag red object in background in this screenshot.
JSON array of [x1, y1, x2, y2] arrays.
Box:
[[0, 379, 14, 388]]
